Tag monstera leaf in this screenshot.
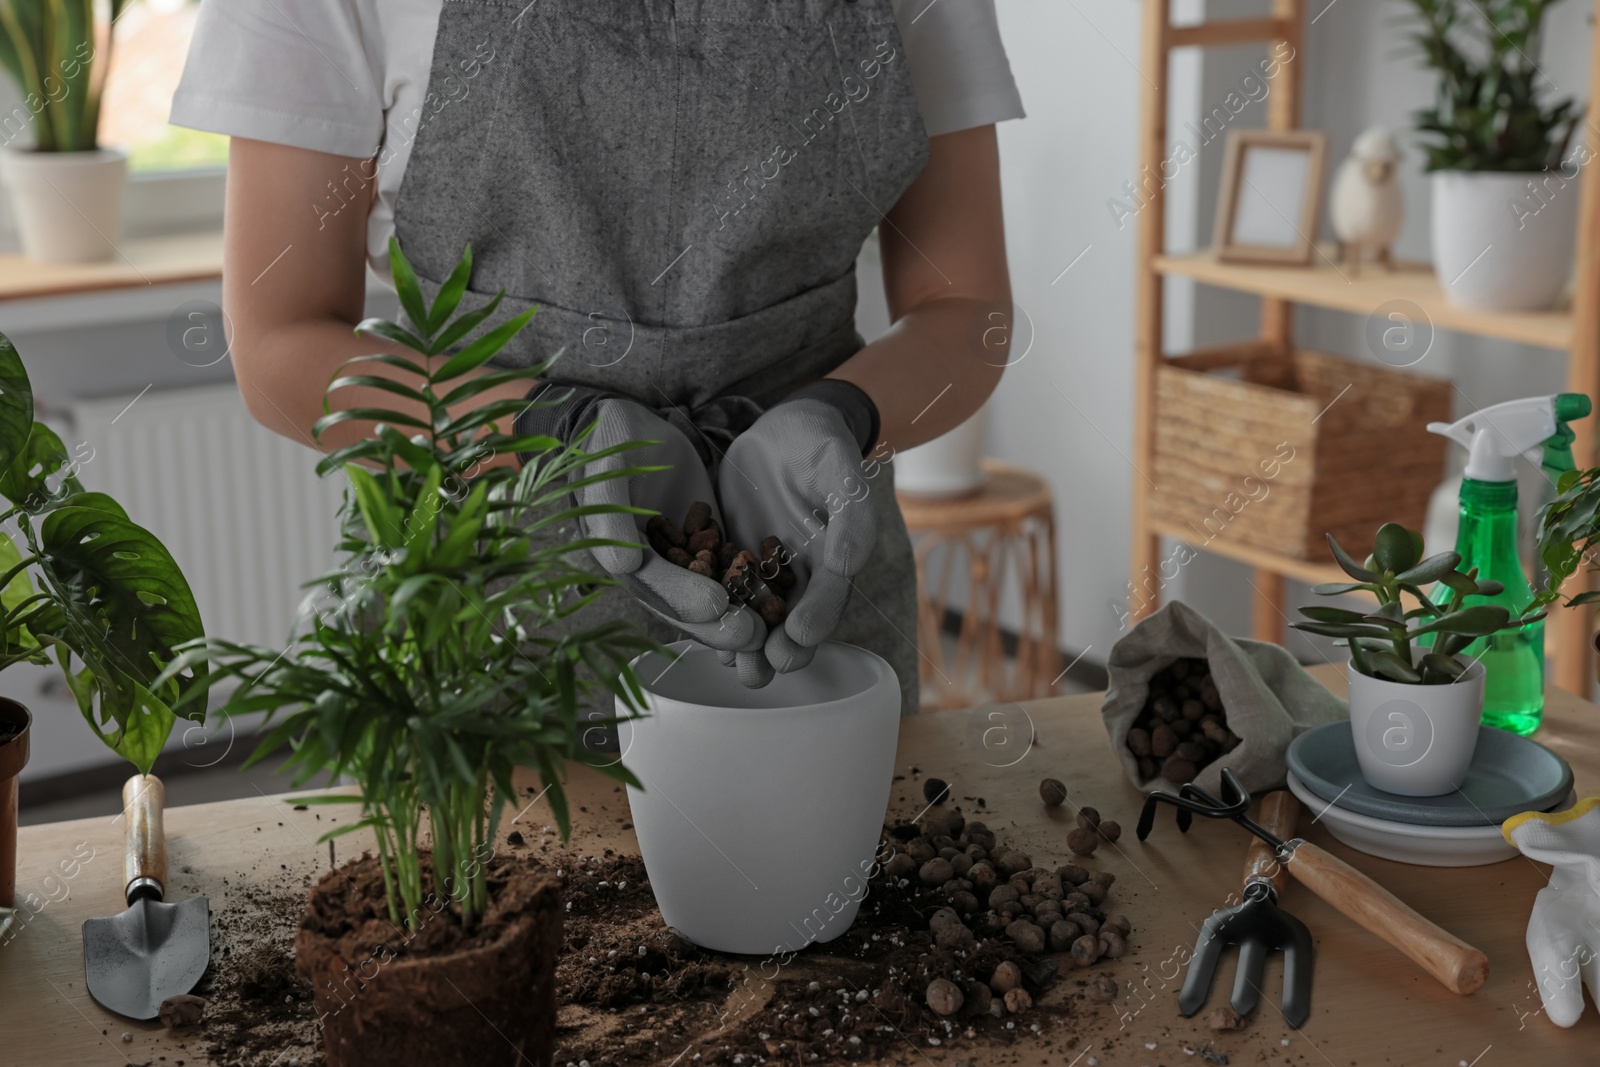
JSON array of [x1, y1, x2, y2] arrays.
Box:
[[35, 506, 207, 772], [0, 332, 32, 483], [0, 421, 85, 509]]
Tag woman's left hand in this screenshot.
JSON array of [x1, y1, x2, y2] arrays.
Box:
[[718, 396, 877, 679]]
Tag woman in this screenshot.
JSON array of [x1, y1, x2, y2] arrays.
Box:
[[172, 0, 1022, 715]]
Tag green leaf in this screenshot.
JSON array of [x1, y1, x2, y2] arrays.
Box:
[[1326, 534, 1376, 581], [387, 238, 430, 335], [432, 306, 538, 382], [1395, 551, 1462, 585], [1310, 582, 1379, 596], [432, 291, 505, 354], [427, 244, 474, 335], [1369, 650, 1422, 684], [1421, 652, 1467, 681], [1411, 604, 1513, 637], [0, 421, 79, 510], [0, 329, 33, 486], [1298, 605, 1372, 624], [341, 465, 404, 547], [1371, 522, 1418, 574]]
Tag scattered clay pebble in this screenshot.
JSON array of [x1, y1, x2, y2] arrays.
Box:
[[1067, 827, 1100, 857], [1075, 806, 1101, 829], [964, 981, 993, 1016], [923, 777, 951, 804], [1208, 1005, 1246, 1031], [925, 977, 964, 1017], [989, 960, 1023, 994], [1039, 778, 1068, 807], [1006, 919, 1045, 954], [1087, 975, 1119, 1003], [1004, 987, 1033, 1014], [919, 857, 954, 885], [1097, 819, 1123, 843], [1071, 934, 1101, 968], [157, 993, 207, 1029], [506, 830, 524, 846]]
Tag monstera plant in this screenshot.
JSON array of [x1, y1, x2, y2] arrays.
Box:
[[0, 332, 207, 772]]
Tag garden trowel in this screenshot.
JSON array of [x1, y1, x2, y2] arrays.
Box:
[[83, 774, 209, 1020]]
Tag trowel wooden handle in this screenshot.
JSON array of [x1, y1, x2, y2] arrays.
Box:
[[1243, 791, 1298, 895], [1285, 840, 1488, 995], [122, 774, 166, 903]]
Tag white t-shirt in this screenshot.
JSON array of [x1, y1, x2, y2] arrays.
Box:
[[171, 0, 1024, 278]]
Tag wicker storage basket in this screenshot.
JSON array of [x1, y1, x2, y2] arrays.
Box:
[[1150, 349, 1451, 560]]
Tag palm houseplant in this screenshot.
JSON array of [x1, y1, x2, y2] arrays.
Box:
[[0, 0, 131, 262], [0, 329, 206, 907], [1291, 522, 1543, 795], [159, 240, 658, 1067], [1405, 0, 1582, 311]]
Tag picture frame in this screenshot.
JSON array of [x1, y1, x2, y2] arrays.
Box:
[[1213, 129, 1328, 266]]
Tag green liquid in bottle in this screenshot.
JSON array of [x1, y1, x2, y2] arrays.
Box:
[[1449, 479, 1544, 736]]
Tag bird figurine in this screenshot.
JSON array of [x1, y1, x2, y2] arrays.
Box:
[[1330, 126, 1404, 275]]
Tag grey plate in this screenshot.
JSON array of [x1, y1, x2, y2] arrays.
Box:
[[1286, 722, 1573, 827]]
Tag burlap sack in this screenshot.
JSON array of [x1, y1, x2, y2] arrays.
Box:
[[1101, 600, 1347, 796]]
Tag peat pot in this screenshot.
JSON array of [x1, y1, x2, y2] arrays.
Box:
[[296, 855, 562, 1067], [1347, 657, 1485, 797], [0, 698, 29, 908], [617, 640, 901, 954]]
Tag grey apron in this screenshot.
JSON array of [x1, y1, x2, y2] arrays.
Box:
[[393, 0, 929, 715]]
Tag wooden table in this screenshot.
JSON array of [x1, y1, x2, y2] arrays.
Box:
[[4, 665, 1598, 1065]]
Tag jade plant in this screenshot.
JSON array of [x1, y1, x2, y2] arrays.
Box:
[[160, 240, 657, 931], [0, 333, 207, 771], [0, 0, 125, 152], [1532, 466, 1600, 610], [1290, 523, 1543, 684], [1405, 0, 1579, 172]]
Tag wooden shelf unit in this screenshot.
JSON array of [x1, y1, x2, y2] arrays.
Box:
[[1131, 0, 1600, 694]]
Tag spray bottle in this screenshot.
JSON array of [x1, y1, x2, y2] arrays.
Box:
[[1426, 393, 1591, 735]]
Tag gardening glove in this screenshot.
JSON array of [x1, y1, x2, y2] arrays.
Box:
[[517, 387, 764, 657], [718, 380, 879, 679], [1503, 798, 1600, 1028]]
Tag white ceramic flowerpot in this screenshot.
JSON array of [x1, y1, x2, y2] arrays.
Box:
[[0, 148, 128, 264], [892, 403, 988, 499], [1431, 170, 1577, 312], [1346, 657, 1486, 797], [615, 641, 900, 954]]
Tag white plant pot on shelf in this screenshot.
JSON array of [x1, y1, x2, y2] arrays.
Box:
[[893, 403, 989, 499], [0, 147, 127, 264], [1430, 170, 1577, 312], [1346, 656, 1486, 797], [616, 641, 900, 954]]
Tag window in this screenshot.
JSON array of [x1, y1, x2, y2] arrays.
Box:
[[100, 0, 227, 173]]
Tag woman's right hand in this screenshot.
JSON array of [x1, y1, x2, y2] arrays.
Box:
[[571, 398, 767, 666]]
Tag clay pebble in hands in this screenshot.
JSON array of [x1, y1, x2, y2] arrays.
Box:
[[646, 502, 796, 625]]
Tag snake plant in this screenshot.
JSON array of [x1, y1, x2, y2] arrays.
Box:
[[1291, 523, 1543, 684], [0, 0, 126, 152]]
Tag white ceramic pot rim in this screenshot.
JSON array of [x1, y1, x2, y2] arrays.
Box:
[[1345, 653, 1485, 686], [630, 640, 894, 714]]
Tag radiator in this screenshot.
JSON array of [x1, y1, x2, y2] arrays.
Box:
[[68, 383, 345, 651]]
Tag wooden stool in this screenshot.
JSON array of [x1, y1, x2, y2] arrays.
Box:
[[897, 459, 1061, 711]]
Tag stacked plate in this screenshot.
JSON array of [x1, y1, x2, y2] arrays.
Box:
[[1284, 722, 1575, 867]]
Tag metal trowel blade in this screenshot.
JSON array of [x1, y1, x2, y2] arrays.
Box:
[[83, 894, 210, 1020]]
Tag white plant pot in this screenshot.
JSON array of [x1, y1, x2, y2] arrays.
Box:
[[1430, 170, 1577, 312], [0, 147, 128, 264], [615, 641, 900, 954], [1346, 657, 1486, 797], [892, 403, 988, 499]]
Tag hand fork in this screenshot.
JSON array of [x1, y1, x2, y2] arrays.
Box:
[[1178, 790, 1313, 1028]]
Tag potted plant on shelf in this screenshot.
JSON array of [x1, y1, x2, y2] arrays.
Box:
[[0, 329, 206, 909], [0, 0, 130, 263], [1406, 0, 1581, 311], [1291, 523, 1542, 797], [159, 240, 657, 1067]]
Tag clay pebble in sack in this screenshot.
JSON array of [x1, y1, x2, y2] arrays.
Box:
[[645, 502, 796, 626], [1101, 600, 1346, 796]]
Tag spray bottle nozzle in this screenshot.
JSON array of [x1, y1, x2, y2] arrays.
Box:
[[1428, 394, 1593, 484]]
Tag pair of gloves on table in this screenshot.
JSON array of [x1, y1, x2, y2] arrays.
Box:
[[518, 381, 879, 687]]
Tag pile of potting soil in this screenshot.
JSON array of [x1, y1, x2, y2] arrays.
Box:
[[548, 780, 1144, 1066]]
